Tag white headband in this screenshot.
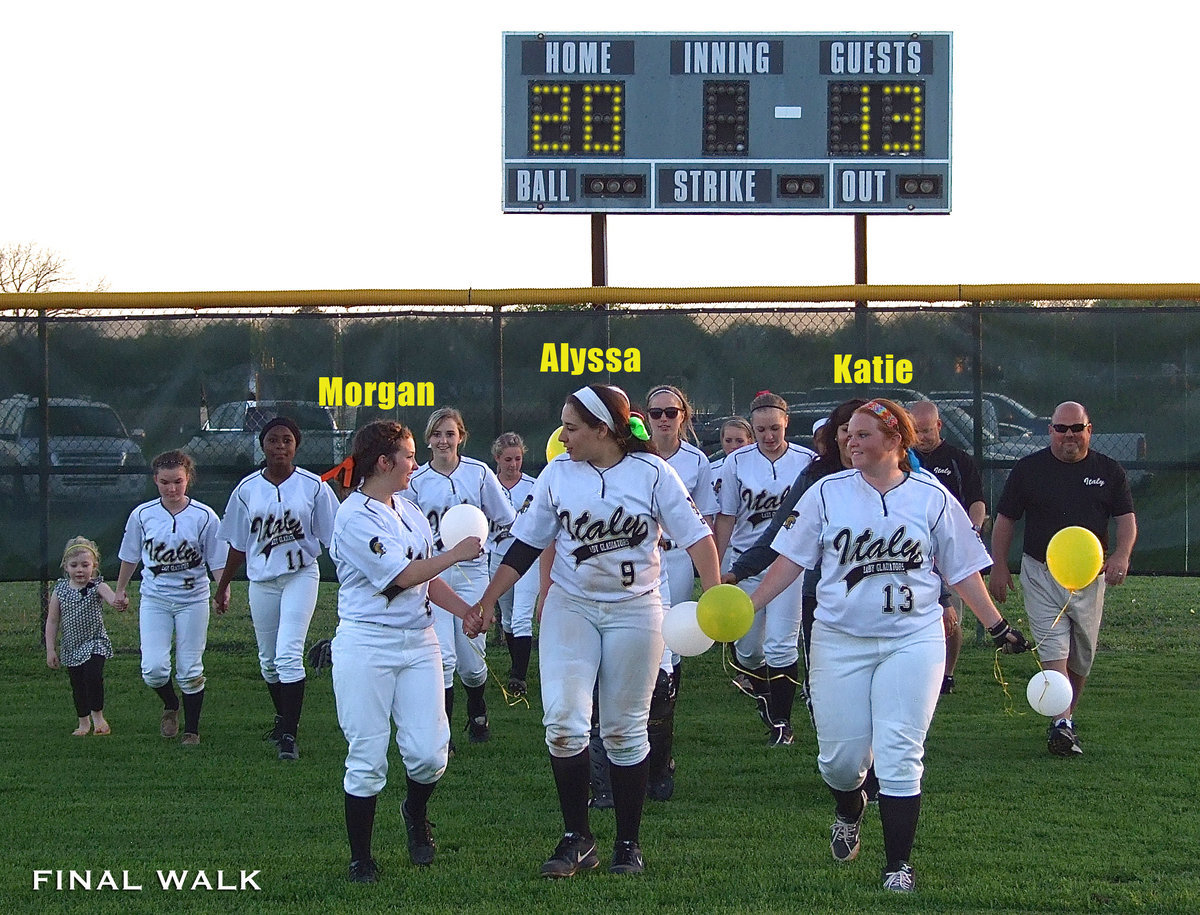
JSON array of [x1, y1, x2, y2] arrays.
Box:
[[573, 386, 617, 432]]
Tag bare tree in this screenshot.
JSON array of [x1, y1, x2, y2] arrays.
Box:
[[0, 243, 108, 317], [0, 242, 72, 292]]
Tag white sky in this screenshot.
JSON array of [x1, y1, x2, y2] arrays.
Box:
[[3, 2, 1195, 293]]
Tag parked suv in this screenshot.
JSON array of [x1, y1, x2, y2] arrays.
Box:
[[0, 395, 148, 506]]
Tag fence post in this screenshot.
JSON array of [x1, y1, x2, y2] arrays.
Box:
[[38, 308, 50, 618], [492, 303, 504, 438]]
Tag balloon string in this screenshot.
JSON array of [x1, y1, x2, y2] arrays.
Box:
[[721, 643, 801, 687], [448, 559, 531, 711], [992, 591, 1071, 717]]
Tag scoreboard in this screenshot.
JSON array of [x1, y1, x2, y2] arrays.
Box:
[[502, 32, 952, 214]]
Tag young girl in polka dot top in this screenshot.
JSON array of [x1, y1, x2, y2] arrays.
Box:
[[45, 536, 120, 736]]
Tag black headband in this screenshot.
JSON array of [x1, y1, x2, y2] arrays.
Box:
[[259, 416, 303, 447]]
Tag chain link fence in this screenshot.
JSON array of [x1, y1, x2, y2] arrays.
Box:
[[2, 292, 1195, 586]]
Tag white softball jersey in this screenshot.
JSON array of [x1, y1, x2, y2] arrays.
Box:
[[329, 490, 438, 629], [718, 442, 817, 554], [488, 472, 537, 555], [119, 498, 227, 601], [511, 452, 711, 602], [219, 468, 339, 580], [665, 440, 719, 520], [408, 456, 517, 572], [771, 469, 991, 638]]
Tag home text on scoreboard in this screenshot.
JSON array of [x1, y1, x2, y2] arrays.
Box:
[[502, 32, 952, 214]]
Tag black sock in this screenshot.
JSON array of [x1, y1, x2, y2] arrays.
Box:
[[609, 758, 650, 844], [509, 636, 532, 681], [405, 775, 437, 822], [465, 682, 487, 721], [751, 665, 770, 697], [830, 783, 866, 821], [279, 679, 306, 738], [444, 686, 454, 724], [767, 663, 798, 723], [344, 792, 377, 862], [549, 750, 592, 837], [154, 683, 179, 710], [181, 689, 204, 735], [879, 793, 922, 869], [266, 679, 283, 716], [503, 630, 515, 670]]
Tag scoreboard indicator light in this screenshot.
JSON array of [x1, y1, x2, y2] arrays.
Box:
[[504, 32, 951, 213]]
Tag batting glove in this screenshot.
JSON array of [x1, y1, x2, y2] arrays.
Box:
[[988, 618, 1031, 653]]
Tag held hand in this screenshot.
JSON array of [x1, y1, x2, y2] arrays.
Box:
[[213, 586, 230, 615], [721, 571, 737, 585], [114, 590, 129, 612], [989, 617, 1031, 654]]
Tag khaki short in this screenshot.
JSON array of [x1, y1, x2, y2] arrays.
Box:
[[1019, 555, 1105, 677]]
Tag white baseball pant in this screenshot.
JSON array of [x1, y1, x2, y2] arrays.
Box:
[[249, 562, 320, 684], [138, 595, 210, 694], [332, 619, 450, 796], [658, 546, 696, 671], [732, 567, 804, 669], [488, 550, 538, 638], [808, 617, 944, 797], [539, 584, 664, 766], [434, 562, 488, 689]]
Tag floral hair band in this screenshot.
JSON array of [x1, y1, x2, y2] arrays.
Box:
[[862, 400, 899, 430]]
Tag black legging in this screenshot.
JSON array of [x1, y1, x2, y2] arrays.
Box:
[[67, 655, 106, 717]]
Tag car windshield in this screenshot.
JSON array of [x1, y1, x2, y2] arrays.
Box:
[[23, 406, 126, 437]]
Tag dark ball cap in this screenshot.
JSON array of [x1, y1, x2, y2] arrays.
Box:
[[259, 416, 302, 448]]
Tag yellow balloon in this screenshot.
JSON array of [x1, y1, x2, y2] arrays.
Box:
[[546, 426, 566, 463], [696, 583, 755, 642], [1045, 526, 1104, 591]]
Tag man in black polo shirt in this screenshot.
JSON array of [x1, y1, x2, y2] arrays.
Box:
[[988, 401, 1137, 757], [911, 401, 987, 695]]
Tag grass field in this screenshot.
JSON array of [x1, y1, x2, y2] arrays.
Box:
[[2, 576, 1198, 914]]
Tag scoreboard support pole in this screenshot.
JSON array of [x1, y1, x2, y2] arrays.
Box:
[[854, 214, 871, 351], [590, 213, 612, 381]]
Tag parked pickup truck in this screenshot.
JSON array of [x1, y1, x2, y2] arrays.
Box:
[[184, 401, 354, 475]]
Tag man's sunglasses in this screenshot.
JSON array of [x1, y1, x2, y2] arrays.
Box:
[[648, 407, 682, 419], [1051, 423, 1089, 433]]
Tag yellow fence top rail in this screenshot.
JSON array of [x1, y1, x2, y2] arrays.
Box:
[[3, 283, 1200, 311]]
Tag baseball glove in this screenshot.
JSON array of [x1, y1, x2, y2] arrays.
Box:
[[307, 638, 333, 674]]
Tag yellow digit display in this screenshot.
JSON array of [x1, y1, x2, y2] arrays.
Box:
[[529, 81, 624, 156], [828, 81, 925, 157]]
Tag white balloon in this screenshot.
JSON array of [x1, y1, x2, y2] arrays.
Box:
[[1026, 670, 1072, 717], [440, 503, 488, 549], [661, 601, 714, 657]]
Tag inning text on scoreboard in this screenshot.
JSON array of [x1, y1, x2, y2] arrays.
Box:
[[502, 32, 952, 214]]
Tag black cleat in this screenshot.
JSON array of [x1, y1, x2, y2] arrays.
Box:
[[278, 733, 299, 760], [768, 721, 794, 746], [348, 857, 378, 883], [540, 832, 599, 878], [609, 840, 645, 875], [467, 715, 490, 743], [263, 714, 283, 746], [401, 801, 436, 866], [941, 675, 956, 695], [1048, 720, 1083, 756]]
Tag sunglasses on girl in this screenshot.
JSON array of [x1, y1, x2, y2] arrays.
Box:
[[648, 407, 682, 419]]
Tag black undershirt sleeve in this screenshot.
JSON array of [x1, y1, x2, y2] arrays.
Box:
[[500, 538, 542, 576]]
